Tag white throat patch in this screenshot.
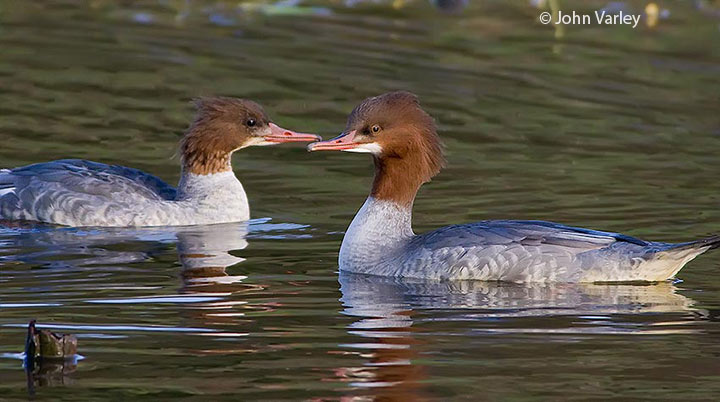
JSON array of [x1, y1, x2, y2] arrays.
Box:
[[242, 136, 277, 148], [345, 142, 382, 155]]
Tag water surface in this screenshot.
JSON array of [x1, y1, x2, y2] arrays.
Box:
[[1, 0, 720, 400]]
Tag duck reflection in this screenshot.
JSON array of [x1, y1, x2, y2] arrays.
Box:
[[340, 274, 696, 318], [1, 220, 261, 392], [2, 218, 312, 391], [0, 220, 172, 267], [176, 221, 250, 291], [337, 272, 699, 398], [0, 219, 291, 307], [0, 219, 274, 287], [174, 222, 267, 330]]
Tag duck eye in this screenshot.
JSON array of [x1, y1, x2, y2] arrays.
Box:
[[246, 118, 256, 127], [371, 125, 381, 133]]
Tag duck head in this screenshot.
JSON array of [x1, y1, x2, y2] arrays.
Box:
[[308, 91, 445, 206], [181, 97, 321, 175]]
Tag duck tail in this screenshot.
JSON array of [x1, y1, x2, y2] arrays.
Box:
[[666, 235, 720, 253], [635, 236, 720, 281]]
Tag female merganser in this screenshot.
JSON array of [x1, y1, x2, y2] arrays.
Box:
[[309, 91, 719, 282], [0, 97, 320, 227]]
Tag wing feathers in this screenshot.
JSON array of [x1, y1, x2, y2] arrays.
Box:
[[0, 160, 177, 224]]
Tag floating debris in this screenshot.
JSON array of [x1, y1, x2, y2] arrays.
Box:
[[24, 320, 79, 394], [24, 320, 78, 370]]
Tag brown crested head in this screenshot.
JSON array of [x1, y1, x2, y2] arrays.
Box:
[[308, 91, 445, 206], [180, 97, 321, 175]]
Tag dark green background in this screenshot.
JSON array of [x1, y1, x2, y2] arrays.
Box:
[[1, 0, 719, 400]]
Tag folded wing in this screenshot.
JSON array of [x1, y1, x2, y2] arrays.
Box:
[[0, 159, 176, 224]]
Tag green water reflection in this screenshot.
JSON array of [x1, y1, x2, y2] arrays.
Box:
[[1, 0, 719, 400]]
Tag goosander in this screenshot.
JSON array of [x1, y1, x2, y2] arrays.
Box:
[[309, 91, 719, 282], [0, 97, 320, 227]]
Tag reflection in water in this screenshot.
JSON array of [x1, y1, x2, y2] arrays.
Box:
[[0, 218, 307, 298], [0, 219, 307, 391], [338, 272, 699, 398], [0, 219, 298, 275], [24, 351, 82, 397], [0, 221, 169, 268], [0, 220, 188, 268], [175, 222, 260, 329], [339, 274, 428, 400], [340, 274, 696, 319], [25, 359, 77, 396], [176, 222, 249, 288], [1, 0, 720, 398]]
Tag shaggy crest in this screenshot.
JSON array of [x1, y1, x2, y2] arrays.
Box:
[[180, 97, 269, 175], [347, 91, 446, 206]]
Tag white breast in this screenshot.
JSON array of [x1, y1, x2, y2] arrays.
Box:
[[339, 197, 414, 272]]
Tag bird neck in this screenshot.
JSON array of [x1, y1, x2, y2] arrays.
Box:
[[340, 197, 415, 266]]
